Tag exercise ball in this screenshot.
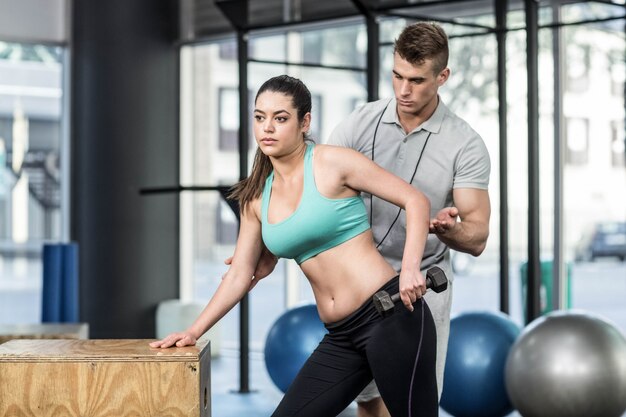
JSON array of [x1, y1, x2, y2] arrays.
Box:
[[440, 311, 520, 417], [264, 304, 327, 393], [505, 310, 626, 417]]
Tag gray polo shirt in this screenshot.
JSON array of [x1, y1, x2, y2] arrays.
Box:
[[327, 97, 490, 280]]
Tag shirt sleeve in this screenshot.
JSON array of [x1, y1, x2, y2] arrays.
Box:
[[453, 132, 491, 190]]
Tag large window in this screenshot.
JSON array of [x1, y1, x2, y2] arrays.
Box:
[[0, 41, 67, 324], [180, 3, 626, 352], [561, 16, 626, 330]]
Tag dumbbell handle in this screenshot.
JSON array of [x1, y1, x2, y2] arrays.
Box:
[[388, 274, 436, 303], [373, 267, 448, 316]]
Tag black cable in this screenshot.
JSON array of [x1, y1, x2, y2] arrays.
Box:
[[373, 132, 431, 249], [370, 99, 393, 222]]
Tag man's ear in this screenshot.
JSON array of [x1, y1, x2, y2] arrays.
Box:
[[438, 68, 450, 86]]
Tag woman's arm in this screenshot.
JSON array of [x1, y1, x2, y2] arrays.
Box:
[[150, 201, 264, 348], [324, 145, 431, 312], [224, 244, 278, 291]]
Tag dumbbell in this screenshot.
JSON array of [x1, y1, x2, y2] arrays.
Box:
[[372, 266, 448, 317]]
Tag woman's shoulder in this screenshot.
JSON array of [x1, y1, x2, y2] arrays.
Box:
[[314, 143, 362, 160], [313, 144, 369, 177], [241, 196, 263, 223]]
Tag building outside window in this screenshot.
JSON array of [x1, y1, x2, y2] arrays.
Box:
[[0, 41, 67, 324]]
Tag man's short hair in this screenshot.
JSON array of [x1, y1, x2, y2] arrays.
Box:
[[394, 22, 449, 74]]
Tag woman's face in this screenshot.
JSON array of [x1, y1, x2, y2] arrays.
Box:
[[253, 91, 310, 157]]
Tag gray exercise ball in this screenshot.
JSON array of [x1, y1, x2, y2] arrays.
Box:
[[505, 310, 626, 417]]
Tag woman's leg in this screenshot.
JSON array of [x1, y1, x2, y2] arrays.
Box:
[[365, 298, 439, 417], [272, 334, 373, 417]]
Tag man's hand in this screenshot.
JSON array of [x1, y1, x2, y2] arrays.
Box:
[[429, 189, 491, 256], [430, 207, 459, 235], [225, 246, 278, 290]]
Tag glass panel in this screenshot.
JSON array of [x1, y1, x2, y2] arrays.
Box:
[[380, 17, 409, 44], [0, 41, 65, 324], [249, 34, 287, 62], [506, 6, 555, 30], [504, 9, 563, 326], [505, 25, 529, 325], [180, 42, 241, 350], [250, 23, 366, 69], [562, 22, 626, 332], [562, 2, 626, 25], [440, 33, 502, 319], [300, 24, 366, 68]]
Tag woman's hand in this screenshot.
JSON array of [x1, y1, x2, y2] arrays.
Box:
[[398, 269, 427, 312], [149, 331, 197, 349]]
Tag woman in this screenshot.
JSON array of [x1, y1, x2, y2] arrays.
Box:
[[150, 75, 438, 417]]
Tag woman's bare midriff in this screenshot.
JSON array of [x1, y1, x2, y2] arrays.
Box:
[[300, 230, 398, 323]]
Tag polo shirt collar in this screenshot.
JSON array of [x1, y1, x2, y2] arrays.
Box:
[[382, 96, 447, 134]]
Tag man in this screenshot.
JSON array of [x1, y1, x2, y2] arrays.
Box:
[[326, 22, 491, 417]]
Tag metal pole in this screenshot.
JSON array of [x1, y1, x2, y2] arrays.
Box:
[[495, 0, 509, 314], [237, 28, 251, 393], [212, 0, 252, 393], [366, 15, 380, 102], [552, 3, 564, 311], [349, 0, 380, 102], [525, 0, 541, 323]]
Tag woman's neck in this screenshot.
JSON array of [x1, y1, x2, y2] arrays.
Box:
[[270, 142, 308, 181]]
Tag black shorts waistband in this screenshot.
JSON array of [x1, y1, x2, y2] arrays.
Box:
[[324, 275, 399, 333]]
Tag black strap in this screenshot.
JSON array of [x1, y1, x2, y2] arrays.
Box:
[[373, 132, 431, 249]]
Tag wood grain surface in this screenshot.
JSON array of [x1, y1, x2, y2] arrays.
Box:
[[0, 339, 211, 417], [0, 338, 209, 362]]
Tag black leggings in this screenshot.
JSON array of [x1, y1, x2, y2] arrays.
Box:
[[271, 276, 438, 417]]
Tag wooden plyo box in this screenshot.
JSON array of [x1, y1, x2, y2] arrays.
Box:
[[0, 323, 89, 345], [0, 338, 210, 417]]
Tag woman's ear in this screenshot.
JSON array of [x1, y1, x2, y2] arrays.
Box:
[[301, 112, 312, 133]]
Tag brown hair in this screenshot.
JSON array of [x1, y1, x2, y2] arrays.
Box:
[[394, 22, 449, 74], [229, 75, 312, 212]]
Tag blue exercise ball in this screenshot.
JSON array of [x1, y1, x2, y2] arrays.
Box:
[[441, 311, 521, 417], [505, 311, 626, 417], [264, 304, 327, 393]]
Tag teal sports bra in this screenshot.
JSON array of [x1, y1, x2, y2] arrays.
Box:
[[261, 143, 370, 264]]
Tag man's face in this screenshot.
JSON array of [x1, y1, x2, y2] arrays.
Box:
[[392, 53, 449, 119]]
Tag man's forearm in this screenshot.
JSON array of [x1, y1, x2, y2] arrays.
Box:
[[437, 220, 488, 256]]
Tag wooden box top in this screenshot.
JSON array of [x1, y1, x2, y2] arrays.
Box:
[[0, 338, 209, 363]]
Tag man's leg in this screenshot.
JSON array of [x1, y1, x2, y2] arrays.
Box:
[[357, 396, 390, 417], [423, 280, 453, 399], [356, 381, 390, 417]]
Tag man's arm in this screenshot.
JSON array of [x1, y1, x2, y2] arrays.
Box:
[[430, 188, 490, 256]]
